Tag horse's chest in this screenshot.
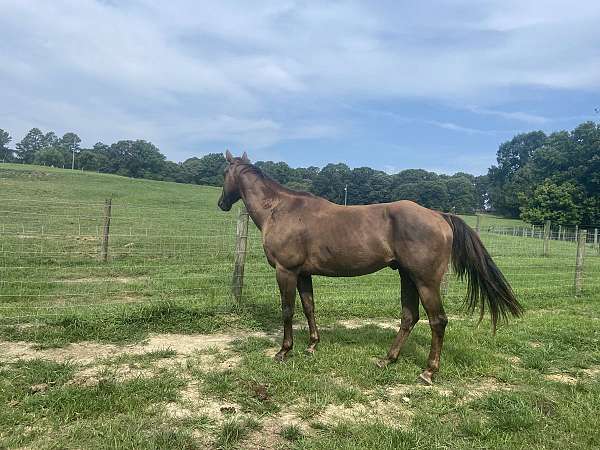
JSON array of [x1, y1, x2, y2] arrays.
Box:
[[261, 227, 306, 269]]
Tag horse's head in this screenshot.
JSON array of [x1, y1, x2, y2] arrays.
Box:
[[218, 150, 250, 211]]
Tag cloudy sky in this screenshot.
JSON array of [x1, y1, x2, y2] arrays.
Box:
[[1, 0, 599, 174]]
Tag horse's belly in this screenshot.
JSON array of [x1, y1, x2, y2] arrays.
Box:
[[304, 244, 392, 277]]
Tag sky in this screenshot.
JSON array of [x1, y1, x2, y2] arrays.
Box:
[[1, 0, 600, 175]]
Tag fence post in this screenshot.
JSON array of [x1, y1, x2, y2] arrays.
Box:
[[594, 228, 598, 252], [441, 263, 452, 296], [558, 225, 562, 241], [475, 214, 481, 234], [100, 198, 112, 262], [574, 229, 587, 296], [543, 220, 551, 256], [231, 206, 250, 302]]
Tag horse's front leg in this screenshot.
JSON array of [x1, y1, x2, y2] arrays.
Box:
[[298, 274, 319, 354], [274, 266, 298, 361]]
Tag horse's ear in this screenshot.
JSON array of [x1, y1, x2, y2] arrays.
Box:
[[241, 151, 249, 163], [225, 149, 233, 162]]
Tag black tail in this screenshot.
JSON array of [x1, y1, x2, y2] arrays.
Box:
[[442, 214, 523, 332]]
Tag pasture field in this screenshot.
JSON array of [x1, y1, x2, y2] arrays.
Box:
[[1, 163, 599, 449]]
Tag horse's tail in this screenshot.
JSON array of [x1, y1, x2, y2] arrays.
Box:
[[441, 213, 523, 332]]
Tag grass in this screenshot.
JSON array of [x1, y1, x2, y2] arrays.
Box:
[[1, 163, 600, 448]]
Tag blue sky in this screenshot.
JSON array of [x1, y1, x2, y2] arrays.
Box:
[[1, 1, 599, 174]]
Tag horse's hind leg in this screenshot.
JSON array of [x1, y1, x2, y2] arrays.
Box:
[[377, 270, 419, 368], [298, 274, 320, 354], [415, 282, 448, 385]]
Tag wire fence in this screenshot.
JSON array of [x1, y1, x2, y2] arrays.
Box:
[[1, 199, 599, 324]]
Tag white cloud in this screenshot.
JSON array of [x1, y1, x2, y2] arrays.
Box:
[[1, 0, 599, 161]]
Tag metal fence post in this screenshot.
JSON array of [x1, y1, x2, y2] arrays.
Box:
[[574, 229, 587, 296], [543, 220, 551, 256], [232, 206, 249, 302], [475, 214, 481, 234], [100, 198, 112, 262]]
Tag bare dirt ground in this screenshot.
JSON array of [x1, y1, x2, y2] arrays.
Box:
[[3, 321, 598, 448]]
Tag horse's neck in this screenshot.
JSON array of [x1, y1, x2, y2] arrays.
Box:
[[238, 171, 282, 230]]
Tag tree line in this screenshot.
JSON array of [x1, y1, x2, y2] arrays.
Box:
[[487, 121, 600, 226], [1, 121, 599, 224]]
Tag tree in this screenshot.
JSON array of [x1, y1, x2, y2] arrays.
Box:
[[311, 163, 351, 204], [517, 122, 600, 225], [59, 132, 82, 168], [15, 128, 46, 163], [33, 147, 67, 167], [487, 131, 546, 216], [348, 167, 392, 204], [0, 129, 13, 162], [255, 161, 294, 185], [446, 175, 477, 213], [106, 140, 166, 178], [78, 142, 110, 172], [181, 153, 227, 186], [520, 180, 581, 225]]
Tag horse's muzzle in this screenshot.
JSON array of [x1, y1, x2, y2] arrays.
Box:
[[218, 199, 232, 211]]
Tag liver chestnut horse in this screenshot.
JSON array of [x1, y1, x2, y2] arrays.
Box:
[[218, 151, 522, 384]]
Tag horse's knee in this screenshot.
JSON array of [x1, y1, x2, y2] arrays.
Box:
[[302, 303, 314, 318], [429, 314, 448, 334], [282, 305, 294, 322], [401, 310, 419, 330]]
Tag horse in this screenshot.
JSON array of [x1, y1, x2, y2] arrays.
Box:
[[217, 151, 522, 384]]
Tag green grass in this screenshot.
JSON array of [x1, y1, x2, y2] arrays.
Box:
[[1, 163, 600, 448]]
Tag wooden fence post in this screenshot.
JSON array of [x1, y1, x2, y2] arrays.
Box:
[[100, 198, 112, 262], [475, 214, 481, 234], [558, 225, 562, 241], [441, 263, 452, 296], [594, 228, 598, 253], [543, 220, 551, 256], [574, 229, 587, 296], [231, 206, 249, 302]]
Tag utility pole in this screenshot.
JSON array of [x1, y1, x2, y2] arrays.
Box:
[[344, 184, 348, 206], [71, 147, 75, 170]]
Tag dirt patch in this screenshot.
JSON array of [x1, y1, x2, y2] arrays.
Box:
[[320, 399, 413, 428], [337, 319, 398, 330], [337, 315, 465, 331], [61, 276, 149, 284], [245, 412, 303, 450], [544, 374, 578, 385], [164, 381, 241, 421], [458, 378, 515, 404], [582, 366, 600, 378], [0, 331, 270, 364]]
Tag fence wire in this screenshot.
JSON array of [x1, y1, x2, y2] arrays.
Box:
[[1, 199, 599, 324]]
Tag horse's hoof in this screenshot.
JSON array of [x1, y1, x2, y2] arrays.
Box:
[[376, 358, 391, 368], [304, 347, 316, 355], [418, 372, 433, 386], [273, 352, 288, 362]]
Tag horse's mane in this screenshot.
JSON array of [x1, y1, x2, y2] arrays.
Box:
[[237, 162, 317, 199]]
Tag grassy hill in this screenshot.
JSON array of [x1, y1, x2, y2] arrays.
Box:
[[1, 163, 599, 449]]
